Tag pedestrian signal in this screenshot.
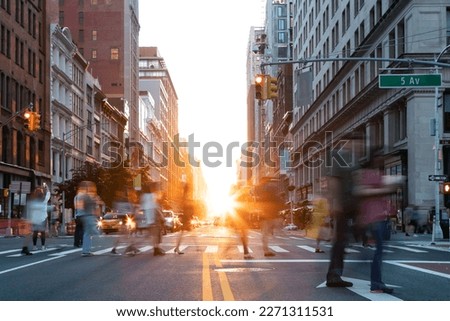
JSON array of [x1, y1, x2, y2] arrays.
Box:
[[255, 74, 267, 100]]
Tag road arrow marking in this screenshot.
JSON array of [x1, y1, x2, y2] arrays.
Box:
[[317, 277, 402, 301]]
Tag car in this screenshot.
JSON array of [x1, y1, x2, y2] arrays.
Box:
[[163, 210, 181, 233], [190, 216, 200, 229], [97, 212, 136, 234]]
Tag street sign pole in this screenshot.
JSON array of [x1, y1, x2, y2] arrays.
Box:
[[431, 45, 450, 242]]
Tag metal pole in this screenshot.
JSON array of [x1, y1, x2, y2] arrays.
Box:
[[432, 45, 450, 243], [61, 132, 66, 235], [433, 83, 442, 243]]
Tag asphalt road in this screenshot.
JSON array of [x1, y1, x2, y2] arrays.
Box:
[[0, 225, 449, 301]]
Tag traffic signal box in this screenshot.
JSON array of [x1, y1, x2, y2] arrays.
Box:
[[266, 76, 278, 99], [443, 181, 450, 208], [444, 182, 450, 194], [32, 112, 41, 131], [255, 74, 267, 100], [23, 110, 41, 131], [255, 74, 278, 100]]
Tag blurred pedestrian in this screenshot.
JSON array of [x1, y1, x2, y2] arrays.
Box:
[[312, 194, 332, 254], [31, 184, 51, 250], [353, 155, 403, 294], [137, 182, 165, 256], [110, 189, 137, 255], [230, 184, 253, 259], [73, 193, 83, 248], [253, 177, 285, 257], [174, 183, 194, 255], [325, 135, 362, 288], [21, 184, 51, 254], [75, 181, 102, 257]]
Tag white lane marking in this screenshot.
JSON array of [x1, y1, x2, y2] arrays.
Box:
[[386, 260, 450, 279], [0, 256, 62, 275], [317, 277, 402, 301]]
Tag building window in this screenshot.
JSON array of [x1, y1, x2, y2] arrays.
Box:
[[91, 49, 97, 59], [278, 32, 286, 43], [59, 11, 64, 25], [447, 9, 450, 45], [111, 47, 119, 60], [92, 30, 97, 41]]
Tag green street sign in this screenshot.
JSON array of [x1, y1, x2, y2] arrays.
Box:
[[379, 73, 442, 88]]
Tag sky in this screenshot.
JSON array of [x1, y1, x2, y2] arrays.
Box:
[[138, 0, 265, 214]]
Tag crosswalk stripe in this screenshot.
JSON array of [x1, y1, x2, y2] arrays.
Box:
[[269, 245, 289, 253], [323, 245, 360, 253], [237, 246, 253, 253], [48, 248, 82, 256], [8, 247, 59, 257], [1, 242, 438, 257], [353, 244, 394, 253], [0, 249, 21, 255], [205, 245, 218, 253], [297, 245, 317, 253], [385, 245, 428, 253]]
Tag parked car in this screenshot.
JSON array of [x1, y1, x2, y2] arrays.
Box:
[[163, 210, 181, 233], [97, 212, 136, 234]]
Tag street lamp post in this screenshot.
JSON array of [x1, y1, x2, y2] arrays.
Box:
[[432, 44, 450, 243]]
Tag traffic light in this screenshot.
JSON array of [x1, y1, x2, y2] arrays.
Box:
[[255, 74, 267, 100], [266, 75, 278, 99], [444, 181, 450, 208], [23, 109, 32, 130], [28, 111, 36, 131], [444, 182, 450, 194], [32, 112, 41, 131]]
